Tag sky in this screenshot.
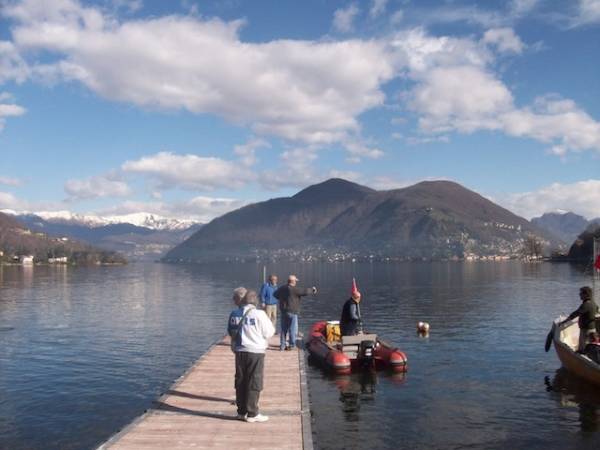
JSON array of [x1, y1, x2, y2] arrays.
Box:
[[0, 0, 599, 223]]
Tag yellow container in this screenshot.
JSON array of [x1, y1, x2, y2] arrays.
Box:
[[326, 322, 341, 343]]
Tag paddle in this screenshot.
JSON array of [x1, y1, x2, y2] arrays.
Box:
[[545, 323, 555, 352]]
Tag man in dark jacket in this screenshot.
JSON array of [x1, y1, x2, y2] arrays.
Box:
[[340, 288, 363, 336], [560, 286, 598, 351], [274, 274, 317, 350]]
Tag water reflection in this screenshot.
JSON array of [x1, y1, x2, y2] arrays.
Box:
[[335, 371, 378, 420], [545, 368, 600, 432]]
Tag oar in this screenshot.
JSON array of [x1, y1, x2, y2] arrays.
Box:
[[545, 323, 554, 352]]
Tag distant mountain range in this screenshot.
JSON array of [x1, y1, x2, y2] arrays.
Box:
[[0, 211, 124, 264], [2, 210, 196, 231], [6, 212, 203, 261], [531, 212, 600, 245], [164, 178, 553, 262]]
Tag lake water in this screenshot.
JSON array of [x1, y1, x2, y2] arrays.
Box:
[[1, 261, 600, 450]]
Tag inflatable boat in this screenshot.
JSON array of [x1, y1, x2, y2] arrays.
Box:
[[306, 320, 408, 375]]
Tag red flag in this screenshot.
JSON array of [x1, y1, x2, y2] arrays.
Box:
[[351, 277, 359, 296], [595, 255, 600, 271]]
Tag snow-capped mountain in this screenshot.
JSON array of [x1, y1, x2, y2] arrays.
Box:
[[8, 210, 197, 231], [0, 210, 204, 261]]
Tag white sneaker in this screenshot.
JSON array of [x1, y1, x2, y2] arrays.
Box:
[[236, 413, 247, 420], [245, 414, 269, 423]]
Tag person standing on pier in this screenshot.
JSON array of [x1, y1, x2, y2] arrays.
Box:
[[228, 290, 275, 423], [274, 274, 317, 351], [227, 287, 247, 343], [232, 286, 247, 307], [259, 274, 279, 330]]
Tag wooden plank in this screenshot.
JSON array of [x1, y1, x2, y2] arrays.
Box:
[[98, 336, 313, 450]]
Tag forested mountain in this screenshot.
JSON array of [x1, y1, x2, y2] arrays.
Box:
[[165, 178, 551, 262]]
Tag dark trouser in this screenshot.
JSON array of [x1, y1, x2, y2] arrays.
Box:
[[579, 327, 595, 351], [341, 321, 359, 336], [234, 351, 265, 417]]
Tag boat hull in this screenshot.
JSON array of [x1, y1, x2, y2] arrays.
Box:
[[552, 319, 600, 387], [307, 321, 407, 375]]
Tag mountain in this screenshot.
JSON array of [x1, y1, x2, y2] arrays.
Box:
[[531, 212, 590, 244], [164, 178, 552, 262], [567, 223, 600, 262], [19, 211, 195, 231], [11, 213, 203, 261], [0, 211, 125, 264]]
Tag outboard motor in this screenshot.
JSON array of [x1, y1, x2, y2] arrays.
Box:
[[359, 340, 376, 369]]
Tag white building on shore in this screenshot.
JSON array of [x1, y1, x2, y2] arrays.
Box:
[[48, 257, 68, 264], [20, 255, 34, 265]]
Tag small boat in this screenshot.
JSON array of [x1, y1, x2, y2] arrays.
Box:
[[549, 317, 600, 386], [306, 320, 408, 375]]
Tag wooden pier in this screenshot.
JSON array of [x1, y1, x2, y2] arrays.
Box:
[[98, 337, 313, 450]]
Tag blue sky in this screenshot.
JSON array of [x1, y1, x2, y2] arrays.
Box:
[[0, 0, 599, 223]]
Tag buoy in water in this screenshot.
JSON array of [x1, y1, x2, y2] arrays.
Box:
[[417, 321, 430, 333]]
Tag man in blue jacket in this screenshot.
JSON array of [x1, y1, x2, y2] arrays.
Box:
[[259, 274, 278, 329]]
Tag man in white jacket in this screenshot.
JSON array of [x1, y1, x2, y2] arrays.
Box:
[[228, 289, 275, 422]]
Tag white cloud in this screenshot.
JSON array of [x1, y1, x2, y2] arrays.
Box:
[[64, 174, 132, 200], [122, 152, 247, 190], [0, 100, 26, 131], [3, 1, 599, 160], [500, 96, 600, 155], [370, 0, 388, 18], [390, 10, 404, 25], [482, 28, 525, 54], [392, 30, 600, 156], [333, 3, 360, 33], [410, 1, 540, 28], [367, 175, 451, 191], [502, 180, 600, 220], [367, 176, 412, 190], [571, 0, 600, 26], [0, 40, 29, 84], [344, 140, 384, 163], [270, 147, 319, 187], [327, 169, 362, 183], [405, 135, 450, 145], [388, 28, 493, 75], [0, 191, 22, 210], [411, 65, 514, 133], [0, 103, 26, 117], [259, 146, 323, 190], [509, 0, 540, 16], [5, 0, 393, 145], [233, 137, 270, 167], [0, 175, 22, 187]]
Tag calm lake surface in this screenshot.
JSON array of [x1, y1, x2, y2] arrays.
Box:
[[1, 261, 600, 450]]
